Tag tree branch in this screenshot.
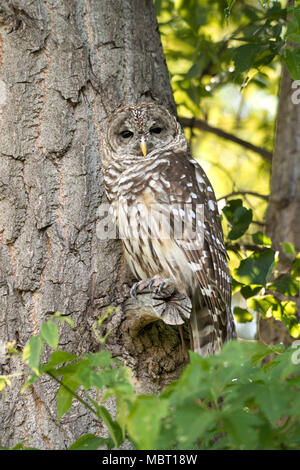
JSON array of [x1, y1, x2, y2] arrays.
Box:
[[217, 191, 270, 202], [179, 117, 273, 162], [226, 243, 268, 253]]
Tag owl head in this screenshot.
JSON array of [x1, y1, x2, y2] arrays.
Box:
[[102, 103, 186, 165]]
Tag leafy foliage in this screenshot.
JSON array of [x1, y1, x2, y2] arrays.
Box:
[[1, 0, 300, 453], [222, 198, 300, 336], [2, 318, 300, 450]]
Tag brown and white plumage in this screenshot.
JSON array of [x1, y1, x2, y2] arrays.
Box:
[[102, 103, 236, 356]]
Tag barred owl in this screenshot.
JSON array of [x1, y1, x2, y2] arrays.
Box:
[[102, 103, 236, 357]]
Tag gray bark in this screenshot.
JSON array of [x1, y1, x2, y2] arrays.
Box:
[[0, 0, 184, 450], [261, 64, 300, 344], [266, 65, 300, 260]]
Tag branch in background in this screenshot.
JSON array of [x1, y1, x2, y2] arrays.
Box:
[[217, 191, 270, 202], [227, 243, 267, 253], [179, 117, 273, 162], [252, 220, 266, 227]]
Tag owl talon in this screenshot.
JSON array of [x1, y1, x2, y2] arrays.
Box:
[[157, 280, 166, 295], [130, 282, 141, 298], [130, 285, 137, 299], [130, 277, 174, 299]]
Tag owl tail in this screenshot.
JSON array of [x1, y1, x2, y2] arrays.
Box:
[[190, 305, 221, 357], [190, 304, 236, 357]]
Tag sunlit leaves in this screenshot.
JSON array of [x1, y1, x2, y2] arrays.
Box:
[[252, 231, 272, 246], [175, 0, 208, 32], [232, 44, 268, 79], [4, 315, 300, 450], [41, 320, 59, 349], [234, 248, 275, 285], [22, 335, 43, 376], [233, 306, 253, 323], [281, 241, 296, 256], [222, 199, 253, 240], [68, 434, 112, 451], [56, 375, 80, 422], [268, 275, 299, 297], [127, 396, 169, 450], [284, 47, 300, 80]]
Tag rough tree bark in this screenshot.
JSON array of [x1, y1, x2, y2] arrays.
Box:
[[260, 64, 300, 345], [0, 0, 186, 449]]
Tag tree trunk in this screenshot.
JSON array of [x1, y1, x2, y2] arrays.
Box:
[[266, 65, 300, 259], [0, 0, 184, 449], [261, 64, 300, 344]]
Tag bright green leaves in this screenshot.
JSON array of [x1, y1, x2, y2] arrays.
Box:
[[233, 306, 253, 323], [232, 44, 268, 79], [282, 241, 297, 256], [160, 340, 300, 450], [68, 434, 112, 451], [4, 317, 300, 450], [234, 248, 275, 285], [127, 396, 169, 450], [284, 5, 300, 79], [248, 296, 299, 337], [222, 199, 253, 240], [284, 47, 300, 81], [41, 320, 59, 349], [268, 275, 299, 297], [226, 3, 285, 84], [252, 231, 272, 247], [56, 374, 80, 422], [222, 197, 299, 337], [175, 0, 208, 32], [22, 335, 43, 376], [225, 0, 236, 20]]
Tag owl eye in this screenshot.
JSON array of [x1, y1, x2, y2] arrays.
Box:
[[150, 127, 163, 134], [120, 130, 134, 139]]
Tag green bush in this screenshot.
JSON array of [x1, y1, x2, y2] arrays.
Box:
[[1, 314, 300, 450]]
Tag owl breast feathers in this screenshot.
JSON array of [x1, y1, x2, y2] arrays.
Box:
[[102, 103, 236, 357]]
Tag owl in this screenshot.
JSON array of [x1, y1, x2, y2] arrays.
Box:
[[102, 103, 236, 357]]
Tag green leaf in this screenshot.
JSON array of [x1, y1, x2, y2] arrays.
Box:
[[240, 285, 262, 299], [222, 199, 252, 240], [173, 406, 218, 449], [281, 242, 296, 256], [127, 396, 169, 450], [84, 350, 112, 367], [222, 409, 262, 450], [42, 351, 77, 371], [53, 312, 74, 329], [21, 373, 40, 393], [233, 306, 253, 323], [233, 44, 266, 78], [284, 47, 300, 80], [22, 335, 43, 375], [176, 0, 208, 32], [68, 434, 110, 450], [41, 320, 59, 349], [293, 5, 300, 28], [186, 55, 208, 79], [57, 376, 81, 422], [252, 232, 272, 247], [247, 295, 278, 317], [291, 253, 300, 277], [268, 275, 299, 296], [234, 248, 275, 285], [93, 402, 123, 448]]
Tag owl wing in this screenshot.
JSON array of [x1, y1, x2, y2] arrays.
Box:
[[156, 151, 235, 352]]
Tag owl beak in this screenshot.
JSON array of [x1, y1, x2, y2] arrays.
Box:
[[140, 137, 147, 157]]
